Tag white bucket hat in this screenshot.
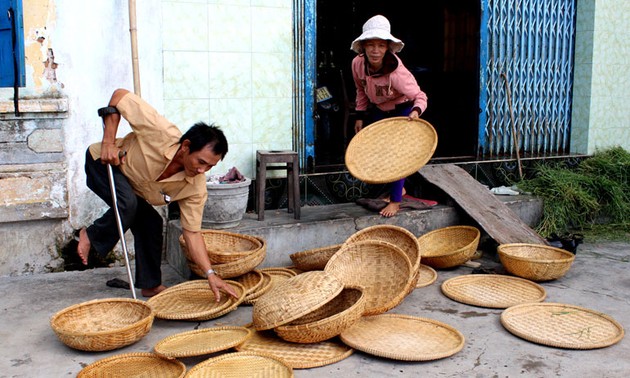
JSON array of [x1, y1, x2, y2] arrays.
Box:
[[350, 15, 404, 54]]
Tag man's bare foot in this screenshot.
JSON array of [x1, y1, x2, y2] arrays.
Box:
[[141, 285, 167, 297], [77, 228, 90, 265], [380, 202, 401, 217]]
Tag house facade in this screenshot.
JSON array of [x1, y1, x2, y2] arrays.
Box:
[[0, 0, 628, 275]]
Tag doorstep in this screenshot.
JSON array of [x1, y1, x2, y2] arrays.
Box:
[[166, 195, 543, 279]]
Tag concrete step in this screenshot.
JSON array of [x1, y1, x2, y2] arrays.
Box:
[[166, 195, 543, 279]]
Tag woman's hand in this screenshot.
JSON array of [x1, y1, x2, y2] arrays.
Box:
[[354, 119, 364, 134], [408, 109, 420, 120]]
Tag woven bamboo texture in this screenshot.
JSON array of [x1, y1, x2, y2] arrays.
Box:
[[289, 244, 341, 271], [77, 352, 185, 378], [344, 224, 421, 295], [345, 117, 438, 184], [253, 271, 343, 330], [501, 303, 625, 349], [179, 235, 266, 278], [232, 270, 264, 296], [415, 264, 438, 288], [147, 281, 245, 321], [340, 314, 465, 361], [50, 298, 154, 352], [185, 351, 293, 378], [243, 271, 273, 305], [416, 225, 480, 269], [497, 243, 575, 281], [324, 240, 412, 315], [198, 230, 263, 264], [441, 274, 546, 308], [259, 267, 297, 293], [154, 326, 252, 358], [236, 327, 353, 369], [274, 285, 365, 343]]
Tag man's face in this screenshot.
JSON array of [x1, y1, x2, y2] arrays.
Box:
[[183, 143, 221, 177]]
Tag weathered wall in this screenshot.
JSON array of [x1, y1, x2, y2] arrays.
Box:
[[0, 0, 162, 276], [572, 0, 630, 154]]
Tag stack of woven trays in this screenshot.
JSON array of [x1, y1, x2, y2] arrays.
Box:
[[179, 230, 266, 279]]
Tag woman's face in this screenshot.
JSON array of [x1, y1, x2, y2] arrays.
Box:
[[363, 39, 388, 67]]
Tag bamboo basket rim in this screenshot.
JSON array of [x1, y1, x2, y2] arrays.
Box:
[[154, 326, 252, 358], [497, 243, 576, 263], [77, 352, 186, 378], [185, 351, 293, 377], [50, 298, 154, 337], [345, 117, 438, 184], [501, 302, 625, 349]]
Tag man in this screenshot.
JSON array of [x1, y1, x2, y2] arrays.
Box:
[[77, 88, 237, 301]]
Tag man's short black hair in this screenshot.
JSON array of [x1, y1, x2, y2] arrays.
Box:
[[180, 122, 228, 159]]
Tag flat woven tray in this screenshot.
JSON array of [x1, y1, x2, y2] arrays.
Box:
[[415, 264, 438, 288], [77, 352, 185, 378], [185, 351, 293, 378], [235, 327, 353, 369], [345, 117, 437, 184], [501, 302, 625, 349], [154, 326, 252, 358], [147, 281, 245, 321], [441, 274, 546, 308], [340, 314, 465, 361]]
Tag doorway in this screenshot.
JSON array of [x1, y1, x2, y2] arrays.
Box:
[[313, 0, 480, 172]]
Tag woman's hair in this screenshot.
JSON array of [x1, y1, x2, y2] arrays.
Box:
[[179, 122, 228, 159]]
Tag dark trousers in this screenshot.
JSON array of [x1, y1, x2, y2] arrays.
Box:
[[366, 102, 414, 202], [84, 150, 163, 289]]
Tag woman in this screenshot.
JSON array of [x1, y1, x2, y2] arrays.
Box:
[[351, 14, 428, 217]]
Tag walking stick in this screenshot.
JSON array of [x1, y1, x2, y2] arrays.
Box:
[[99, 111, 136, 299], [501, 73, 524, 181]]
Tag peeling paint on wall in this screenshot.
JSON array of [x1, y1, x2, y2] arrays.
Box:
[[23, 0, 62, 93]]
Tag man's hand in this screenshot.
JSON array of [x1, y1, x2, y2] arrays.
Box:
[[208, 274, 239, 302], [100, 142, 126, 166]]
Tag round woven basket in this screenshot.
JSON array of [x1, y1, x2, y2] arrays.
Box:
[[274, 285, 365, 343], [253, 271, 343, 331], [199, 230, 263, 264], [289, 244, 342, 271], [185, 351, 293, 378], [50, 298, 154, 352], [344, 224, 421, 294], [497, 243, 576, 281], [416, 226, 481, 269], [180, 235, 266, 278], [324, 240, 412, 315], [345, 117, 437, 184], [154, 326, 252, 359], [147, 280, 245, 321], [77, 352, 185, 378]]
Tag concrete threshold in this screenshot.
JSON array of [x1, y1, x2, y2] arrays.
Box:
[[166, 195, 543, 278]]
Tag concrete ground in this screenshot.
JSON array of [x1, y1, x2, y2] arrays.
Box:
[[0, 237, 628, 377]]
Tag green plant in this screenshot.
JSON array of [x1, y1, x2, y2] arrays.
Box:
[[517, 146, 630, 238]]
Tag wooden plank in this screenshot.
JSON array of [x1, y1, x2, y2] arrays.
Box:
[[419, 164, 547, 245]]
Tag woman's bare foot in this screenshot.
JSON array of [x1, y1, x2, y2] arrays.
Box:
[[141, 285, 167, 297], [380, 202, 401, 217], [77, 228, 90, 265]]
